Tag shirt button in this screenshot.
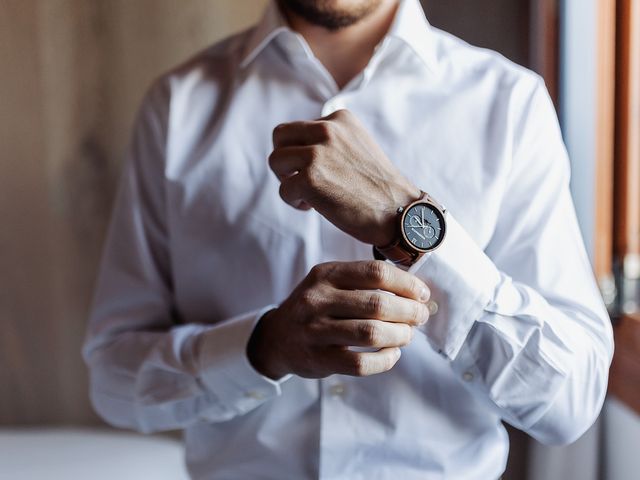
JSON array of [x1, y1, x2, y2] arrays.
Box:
[[329, 383, 346, 396], [245, 390, 266, 400], [462, 372, 474, 382], [427, 300, 439, 315]]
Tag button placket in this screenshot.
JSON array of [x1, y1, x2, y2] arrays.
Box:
[[319, 376, 354, 478], [328, 383, 346, 397]]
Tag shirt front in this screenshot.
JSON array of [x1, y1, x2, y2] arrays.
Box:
[[83, 1, 614, 479]]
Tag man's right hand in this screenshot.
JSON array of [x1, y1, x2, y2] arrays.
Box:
[[247, 260, 431, 380]]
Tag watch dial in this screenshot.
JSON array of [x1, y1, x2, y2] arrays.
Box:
[[403, 203, 444, 250]]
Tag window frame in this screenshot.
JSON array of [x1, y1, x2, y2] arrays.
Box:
[[608, 0, 640, 415]]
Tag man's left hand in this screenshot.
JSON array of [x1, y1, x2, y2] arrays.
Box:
[[269, 109, 421, 246]]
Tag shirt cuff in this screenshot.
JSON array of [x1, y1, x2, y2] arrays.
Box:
[[197, 305, 292, 415], [409, 213, 501, 360]]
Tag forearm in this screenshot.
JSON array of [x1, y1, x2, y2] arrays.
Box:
[[84, 306, 287, 433]]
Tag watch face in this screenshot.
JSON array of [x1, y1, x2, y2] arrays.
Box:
[[402, 202, 445, 251]]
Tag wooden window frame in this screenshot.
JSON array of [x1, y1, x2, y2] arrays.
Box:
[[609, 0, 640, 415]]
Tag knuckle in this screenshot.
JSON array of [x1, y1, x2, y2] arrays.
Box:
[[299, 289, 320, 309], [305, 145, 322, 162], [309, 262, 333, 280], [315, 121, 332, 141], [308, 264, 325, 281], [278, 181, 291, 201], [309, 263, 322, 275], [366, 292, 386, 317], [415, 279, 430, 302], [304, 163, 319, 187], [397, 324, 413, 345], [272, 123, 286, 142], [358, 322, 380, 345], [421, 302, 430, 323], [410, 277, 424, 297], [350, 354, 367, 376], [310, 263, 339, 286], [410, 302, 426, 325], [366, 260, 389, 284], [324, 261, 339, 273], [304, 317, 328, 342], [299, 166, 317, 188], [332, 109, 349, 120], [322, 261, 341, 284], [267, 150, 277, 167], [406, 325, 415, 343]]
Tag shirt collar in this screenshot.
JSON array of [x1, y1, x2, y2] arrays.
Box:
[[386, 0, 438, 71], [240, 1, 289, 68], [240, 0, 438, 72]]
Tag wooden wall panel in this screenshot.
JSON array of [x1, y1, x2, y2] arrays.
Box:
[[423, 0, 531, 67], [610, 0, 640, 412], [0, 0, 266, 425], [0, 0, 58, 425], [529, 0, 559, 105], [614, 0, 640, 259], [593, 0, 617, 296]]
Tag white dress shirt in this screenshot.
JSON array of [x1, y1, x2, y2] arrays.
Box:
[[83, 1, 614, 478]]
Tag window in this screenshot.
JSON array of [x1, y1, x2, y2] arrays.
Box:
[[609, 0, 640, 414]]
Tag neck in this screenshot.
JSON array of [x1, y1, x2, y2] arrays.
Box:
[[281, 0, 399, 89]]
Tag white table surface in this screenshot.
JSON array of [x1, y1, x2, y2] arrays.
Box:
[[0, 427, 189, 480]]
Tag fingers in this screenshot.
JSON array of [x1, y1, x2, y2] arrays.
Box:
[[272, 121, 330, 148], [318, 261, 430, 303], [326, 346, 402, 376], [321, 108, 353, 123], [315, 319, 413, 348], [327, 289, 429, 326], [268, 146, 313, 179], [278, 172, 308, 209]]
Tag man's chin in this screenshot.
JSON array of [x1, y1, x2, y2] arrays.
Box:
[[277, 0, 384, 31]]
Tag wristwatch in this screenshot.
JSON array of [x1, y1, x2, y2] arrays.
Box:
[[373, 190, 447, 267]]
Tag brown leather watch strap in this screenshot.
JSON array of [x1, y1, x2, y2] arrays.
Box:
[[373, 243, 420, 267]]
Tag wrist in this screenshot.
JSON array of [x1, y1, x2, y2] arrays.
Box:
[[373, 184, 422, 246], [246, 309, 289, 380]]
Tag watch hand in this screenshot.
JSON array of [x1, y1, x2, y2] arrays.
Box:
[[409, 215, 424, 228], [411, 228, 426, 240]]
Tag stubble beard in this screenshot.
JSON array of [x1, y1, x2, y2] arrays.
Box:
[[277, 0, 384, 31]]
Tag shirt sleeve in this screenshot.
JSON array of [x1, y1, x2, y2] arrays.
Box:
[[82, 81, 290, 434], [410, 77, 614, 446]]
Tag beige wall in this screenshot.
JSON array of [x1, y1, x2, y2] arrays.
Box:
[[0, 0, 267, 425]]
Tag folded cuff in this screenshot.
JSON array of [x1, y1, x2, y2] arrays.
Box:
[[410, 213, 501, 360], [197, 305, 292, 415]]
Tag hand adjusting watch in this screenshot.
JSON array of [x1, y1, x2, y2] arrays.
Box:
[[373, 191, 447, 267]]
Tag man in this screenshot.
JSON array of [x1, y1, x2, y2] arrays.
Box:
[[83, 0, 613, 478]]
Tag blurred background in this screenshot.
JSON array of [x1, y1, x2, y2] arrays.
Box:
[[1, 0, 638, 479]]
